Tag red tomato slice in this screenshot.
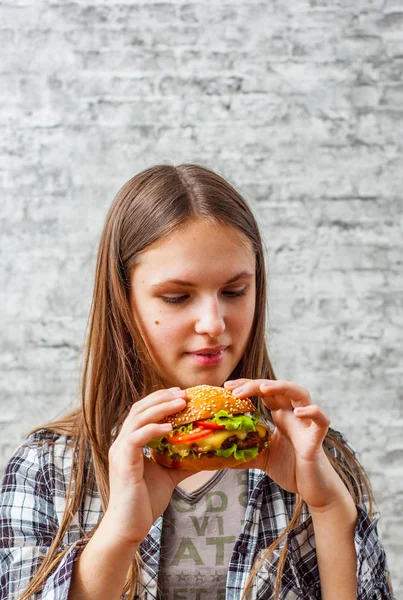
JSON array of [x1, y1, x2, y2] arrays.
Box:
[[195, 420, 226, 430], [168, 427, 212, 444]]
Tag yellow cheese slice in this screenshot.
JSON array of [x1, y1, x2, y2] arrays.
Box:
[[256, 425, 267, 438]]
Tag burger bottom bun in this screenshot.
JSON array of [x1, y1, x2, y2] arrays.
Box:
[[149, 446, 266, 471]]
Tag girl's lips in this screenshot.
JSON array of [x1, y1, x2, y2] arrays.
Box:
[[187, 349, 226, 366]]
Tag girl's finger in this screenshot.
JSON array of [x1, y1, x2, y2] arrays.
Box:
[[294, 405, 330, 430], [120, 388, 187, 435], [128, 397, 187, 433], [131, 388, 187, 416], [127, 423, 174, 449], [231, 379, 311, 410], [109, 422, 173, 464], [223, 379, 250, 389], [260, 381, 311, 408]]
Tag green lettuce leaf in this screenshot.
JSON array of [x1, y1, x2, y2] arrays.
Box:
[[147, 437, 166, 451], [214, 443, 259, 462], [172, 423, 194, 435], [209, 410, 260, 432]]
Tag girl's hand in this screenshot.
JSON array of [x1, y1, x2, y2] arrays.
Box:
[[224, 379, 349, 510], [102, 388, 193, 548]]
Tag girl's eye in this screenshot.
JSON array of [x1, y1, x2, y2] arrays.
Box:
[[160, 289, 247, 304], [223, 288, 247, 298], [161, 295, 188, 304]]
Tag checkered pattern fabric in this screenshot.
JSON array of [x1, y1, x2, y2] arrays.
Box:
[[0, 428, 394, 599]]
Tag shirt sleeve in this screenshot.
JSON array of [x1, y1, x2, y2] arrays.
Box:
[[286, 430, 395, 600], [0, 439, 88, 600]]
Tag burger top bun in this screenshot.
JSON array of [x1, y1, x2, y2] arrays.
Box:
[[162, 384, 256, 427]]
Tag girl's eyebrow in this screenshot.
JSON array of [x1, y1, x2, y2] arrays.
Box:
[[150, 270, 254, 290]]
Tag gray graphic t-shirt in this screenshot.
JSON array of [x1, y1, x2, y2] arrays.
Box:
[[157, 468, 248, 600]]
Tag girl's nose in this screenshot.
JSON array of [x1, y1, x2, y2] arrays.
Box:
[[194, 298, 226, 337]]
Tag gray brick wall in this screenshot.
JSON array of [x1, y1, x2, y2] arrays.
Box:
[[1, 0, 402, 595]]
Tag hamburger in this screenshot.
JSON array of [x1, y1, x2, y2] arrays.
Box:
[[148, 385, 271, 470]]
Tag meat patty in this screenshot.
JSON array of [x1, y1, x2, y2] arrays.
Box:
[[220, 431, 261, 450]]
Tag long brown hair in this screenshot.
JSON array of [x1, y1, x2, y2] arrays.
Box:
[[20, 164, 377, 599]]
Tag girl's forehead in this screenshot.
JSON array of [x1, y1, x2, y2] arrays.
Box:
[[141, 220, 253, 259], [132, 221, 255, 282]]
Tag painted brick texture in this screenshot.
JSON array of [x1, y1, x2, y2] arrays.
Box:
[[1, 0, 402, 595]]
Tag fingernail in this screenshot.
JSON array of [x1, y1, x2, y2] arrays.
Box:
[[170, 388, 184, 396], [224, 380, 240, 389], [169, 387, 181, 391], [232, 386, 244, 395], [174, 396, 188, 406]]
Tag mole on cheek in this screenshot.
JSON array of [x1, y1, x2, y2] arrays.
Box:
[[154, 320, 160, 325]]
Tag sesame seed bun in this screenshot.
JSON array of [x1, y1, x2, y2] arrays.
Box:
[[162, 384, 256, 427]]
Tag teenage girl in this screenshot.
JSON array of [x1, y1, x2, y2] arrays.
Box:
[[0, 164, 394, 600]]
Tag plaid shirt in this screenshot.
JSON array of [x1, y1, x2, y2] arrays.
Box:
[[0, 428, 394, 600]]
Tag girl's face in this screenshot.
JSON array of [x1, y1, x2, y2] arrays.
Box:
[[129, 219, 256, 390]]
